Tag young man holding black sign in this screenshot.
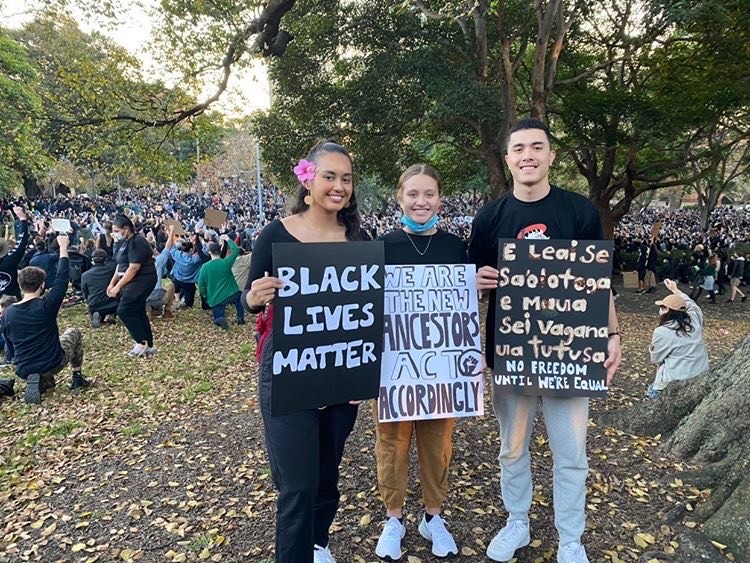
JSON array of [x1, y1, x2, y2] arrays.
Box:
[[470, 119, 622, 563]]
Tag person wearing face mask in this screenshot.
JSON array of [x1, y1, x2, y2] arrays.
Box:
[[373, 164, 464, 561], [107, 215, 157, 357], [243, 140, 365, 563]]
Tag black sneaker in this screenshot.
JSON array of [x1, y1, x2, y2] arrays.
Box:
[[237, 319, 246, 325], [0, 378, 15, 399], [70, 373, 90, 391], [25, 374, 42, 405], [742, 295, 748, 303], [91, 312, 102, 328], [41, 374, 56, 393], [215, 319, 229, 330]]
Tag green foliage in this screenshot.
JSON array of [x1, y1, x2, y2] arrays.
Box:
[[0, 30, 49, 193], [6, 14, 231, 192], [252, 0, 500, 194]]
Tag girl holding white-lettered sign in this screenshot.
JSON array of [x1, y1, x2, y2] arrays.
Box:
[[243, 140, 366, 563]]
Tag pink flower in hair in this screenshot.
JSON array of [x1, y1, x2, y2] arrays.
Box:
[[293, 159, 316, 182]]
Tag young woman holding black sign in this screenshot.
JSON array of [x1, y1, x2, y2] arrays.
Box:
[[373, 164, 465, 561], [243, 140, 364, 563]]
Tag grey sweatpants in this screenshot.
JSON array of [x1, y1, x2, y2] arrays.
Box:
[[493, 390, 589, 545]]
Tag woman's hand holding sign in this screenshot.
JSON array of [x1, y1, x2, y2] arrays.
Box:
[[247, 272, 284, 308]]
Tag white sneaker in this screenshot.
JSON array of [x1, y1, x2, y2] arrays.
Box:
[[127, 343, 147, 357], [375, 517, 406, 561], [418, 514, 458, 558], [486, 520, 530, 562], [314, 544, 336, 563], [557, 541, 590, 563]]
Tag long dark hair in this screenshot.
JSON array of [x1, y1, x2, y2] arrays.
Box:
[[113, 214, 135, 235], [290, 139, 362, 241], [659, 309, 694, 337]]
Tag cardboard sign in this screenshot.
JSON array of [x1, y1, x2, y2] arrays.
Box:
[[493, 239, 614, 398], [222, 194, 231, 205], [204, 208, 228, 228], [378, 264, 484, 422], [51, 218, 72, 233], [272, 241, 385, 415], [651, 221, 662, 240], [164, 219, 186, 236]]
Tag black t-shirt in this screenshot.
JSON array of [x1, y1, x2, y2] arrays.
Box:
[[244, 219, 370, 312], [116, 234, 156, 281], [378, 229, 467, 266], [468, 186, 605, 367]]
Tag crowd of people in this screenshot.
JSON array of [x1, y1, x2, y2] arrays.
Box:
[[0, 121, 745, 562]]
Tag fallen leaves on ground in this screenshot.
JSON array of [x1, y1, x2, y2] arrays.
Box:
[[0, 289, 746, 561]]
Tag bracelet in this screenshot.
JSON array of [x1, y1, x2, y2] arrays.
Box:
[[608, 331, 622, 340]]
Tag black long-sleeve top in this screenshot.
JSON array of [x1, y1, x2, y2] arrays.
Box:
[[3, 257, 70, 377]]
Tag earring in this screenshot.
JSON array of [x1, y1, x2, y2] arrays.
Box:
[[304, 191, 313, 206]]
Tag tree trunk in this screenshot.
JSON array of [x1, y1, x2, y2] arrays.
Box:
[[23, 176, 43, 199], [598, 334, 750, 560], [481, 126, 510, 199]]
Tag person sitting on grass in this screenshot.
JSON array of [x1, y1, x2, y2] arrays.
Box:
[[0, 294, 18, 367], [0, 295, 18, 398], [197, 235, 245, 329], [1, 234, 90, 404], [648, 278, 709, 399], [146, 239, 176, 321], [81, 249, 118, 327]]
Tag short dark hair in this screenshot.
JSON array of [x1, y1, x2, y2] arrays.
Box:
[[92, 249, 108, 264], [506, 118, 553, 151], [18, 266, 47, 293], [0, 295, 18, 309], [208, 242, 221, 255]]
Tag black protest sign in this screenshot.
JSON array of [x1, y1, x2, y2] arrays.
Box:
[[272, 241, 385, 415], [493, 239, 614, 398]]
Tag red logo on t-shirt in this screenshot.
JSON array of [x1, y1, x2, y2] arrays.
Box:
[[517, 223, 549, 239]]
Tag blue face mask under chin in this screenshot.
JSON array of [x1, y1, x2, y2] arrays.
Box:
[[400, 214, 439, 234]]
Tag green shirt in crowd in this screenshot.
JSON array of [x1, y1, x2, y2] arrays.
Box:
[[198, 240, 240, 307]]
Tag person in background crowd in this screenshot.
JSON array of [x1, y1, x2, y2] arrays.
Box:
[[29, 238, 59, 290], [95, 221, 115, 258], [169, 231, 203, 309], [727, 254, 747, 303], [0, 207, 31, 299], [690, 254, 718, 304], [107, 215, 157, 357], [0, 294, 18, 368], [243, 140, 364, 563], [81, 249, 119, 327], [648, 278, 709, 398], [146, 241, 176, 321], [198, 235, 245, 329], [373, 164, 463, 561], [2, 235, 90, 404]]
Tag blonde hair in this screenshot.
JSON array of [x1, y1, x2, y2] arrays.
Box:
[[397, 164, 443, 197]]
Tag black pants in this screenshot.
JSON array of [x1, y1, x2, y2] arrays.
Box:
[[89, 303, 119, 318], [259, 334, 358, 562], [118, 276, 155, 346], [173, 278, 196, 307]]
